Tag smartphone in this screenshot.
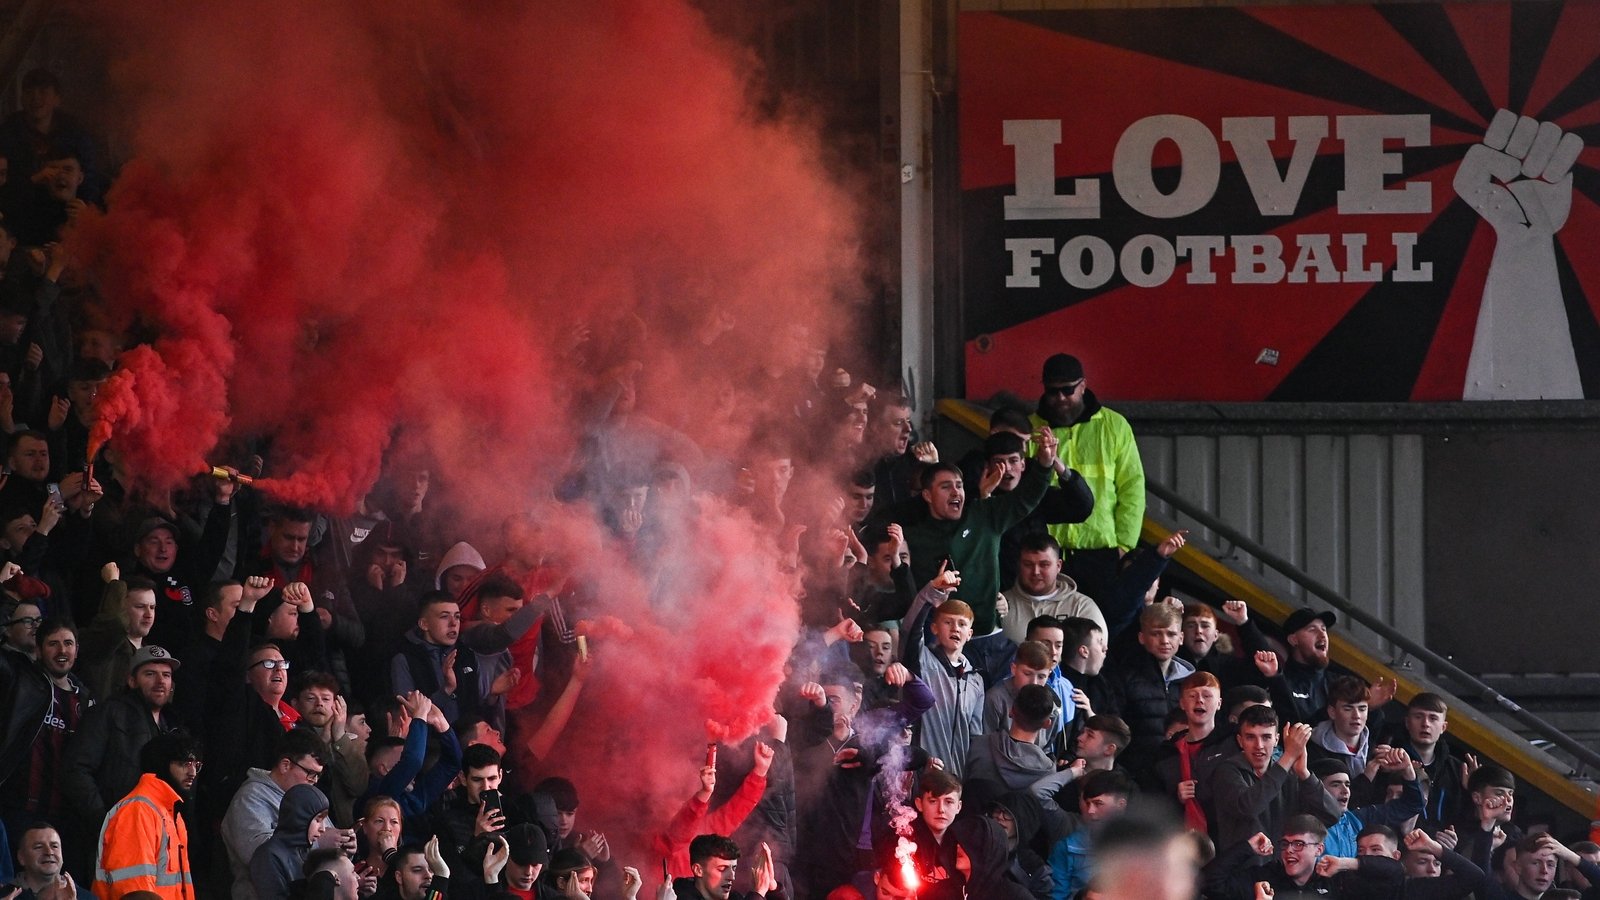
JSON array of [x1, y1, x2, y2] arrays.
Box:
[[481, 788, 503, 820], [45, 482, 63, 510]]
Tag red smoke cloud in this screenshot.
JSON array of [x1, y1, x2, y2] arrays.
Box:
[[76, 0, 859, 858]]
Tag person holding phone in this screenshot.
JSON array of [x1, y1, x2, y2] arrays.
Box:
[[422, 743, 517, 874]]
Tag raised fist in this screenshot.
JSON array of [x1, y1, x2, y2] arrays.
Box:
[[1455, 109, 1582, 236], [1454, 110, 1588, 400]]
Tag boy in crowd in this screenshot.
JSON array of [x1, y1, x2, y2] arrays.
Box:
[[1308, 675, 1376, 773], [899, 569, 983, 779], [1313, 752, 1424, 859], [1105, 604, 1195, 773], [1153, 671, 1229, 832], [981, 641, 1058, 749], [1207, 704, 1340, 853]]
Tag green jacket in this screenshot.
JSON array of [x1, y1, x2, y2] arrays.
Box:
[[1032, 391, 1144, 552], [895, 460, 1051, 634]]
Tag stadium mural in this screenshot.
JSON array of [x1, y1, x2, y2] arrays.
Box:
[[959, 3, 1600, 402]]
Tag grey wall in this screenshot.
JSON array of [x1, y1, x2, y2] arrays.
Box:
[[1140, 433, 1426, 654]]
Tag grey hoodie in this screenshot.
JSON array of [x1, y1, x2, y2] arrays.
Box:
[[1309, 719, 1371, 779], [999, 573, 1107, 642], [222, 767, 287, 900], [963, 731, 1056, 792]]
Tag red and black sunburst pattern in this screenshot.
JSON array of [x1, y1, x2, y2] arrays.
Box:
[[960, 3, 1600, 402]]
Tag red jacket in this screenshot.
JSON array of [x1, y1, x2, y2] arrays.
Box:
[[653, 769, 768, 877]]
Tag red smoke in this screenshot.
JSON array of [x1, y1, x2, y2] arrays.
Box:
[[75, 0, 859, 858]]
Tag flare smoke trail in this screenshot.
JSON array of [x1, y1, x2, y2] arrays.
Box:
[[75, 0, 863, 847]]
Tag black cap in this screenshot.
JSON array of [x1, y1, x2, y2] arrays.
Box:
[[505, 823, 549, 867], [982, 431, 1025, 459], [134, 517, 179, 544], [1309, 758, 1348, 781], [1282, 607, 1336, 635], [1042, 354, 1084, 384]]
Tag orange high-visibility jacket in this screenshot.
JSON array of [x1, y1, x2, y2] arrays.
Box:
[[93, 773, 193, 900]]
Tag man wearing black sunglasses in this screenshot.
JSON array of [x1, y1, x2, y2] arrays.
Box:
[[1031, 354, 1147, 604]]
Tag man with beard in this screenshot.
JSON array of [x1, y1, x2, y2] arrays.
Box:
[[61, 645, 181, 878], [92, 730, 203, 900], [1030, 354, 1145, 604], [1202, 814, 1405, 900], [10, 823, 92, 899], [0, 618, 91, 843], [1246, 608, 1340, 726], [0, 431, 53, 519]]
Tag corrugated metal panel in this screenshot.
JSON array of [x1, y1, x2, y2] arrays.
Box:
[[1139, 432, 1425, 649]]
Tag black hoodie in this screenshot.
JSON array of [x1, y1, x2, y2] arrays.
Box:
[[251, 783, 330, 900]]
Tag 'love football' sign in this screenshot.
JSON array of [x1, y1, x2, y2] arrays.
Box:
[[959, 4, 1600, 403]]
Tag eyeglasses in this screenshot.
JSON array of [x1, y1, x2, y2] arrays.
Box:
[[250, 658, 291, 671], [176, 758, 204, 771], [4, 616, 42, 628], [1281, 840, 1321, 852], [293, 761, 322, 783]]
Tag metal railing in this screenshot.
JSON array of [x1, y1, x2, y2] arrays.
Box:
[[1147, 478, 1600, 777]]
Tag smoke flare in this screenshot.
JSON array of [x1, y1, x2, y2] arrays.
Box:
[[75, 0, 864, 852]]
